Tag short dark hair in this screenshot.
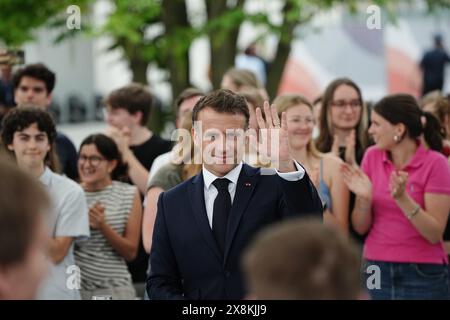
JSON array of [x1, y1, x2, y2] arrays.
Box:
[[12, 63, 56, 94], [79, 134, 128, 181], [242, 218, 361, 300], [374, 94, 443, 151], [175, 87, 204, 116], [434, 33, 443, 46], [192, 89, 249, 127], [1, 107, 58, 168], [1, 107, 57, 146], [0, 158, 50, 266], [104, 83, 153, 126]]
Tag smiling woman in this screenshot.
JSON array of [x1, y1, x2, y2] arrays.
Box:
[[75, 133, 142, 300], [342, 94, 450, 300], [315, 78, 371, 165], [274, 93, 349, 235]]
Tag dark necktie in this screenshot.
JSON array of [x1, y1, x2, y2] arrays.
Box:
[[212, 178, 231, 255]]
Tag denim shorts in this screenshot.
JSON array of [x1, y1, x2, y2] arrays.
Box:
[[362, 260, 449, 300]]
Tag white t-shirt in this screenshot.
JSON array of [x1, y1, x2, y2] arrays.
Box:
[[36, 167, 90, 300]]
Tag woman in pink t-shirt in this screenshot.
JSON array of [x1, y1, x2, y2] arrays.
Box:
[[342, 94, 450, 300]]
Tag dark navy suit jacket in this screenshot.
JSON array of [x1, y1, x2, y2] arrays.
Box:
[[146, 163, 323, 300]]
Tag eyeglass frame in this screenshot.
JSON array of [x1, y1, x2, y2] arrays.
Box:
[[77, 155, 106, 167], [330, 99, 362, 110]]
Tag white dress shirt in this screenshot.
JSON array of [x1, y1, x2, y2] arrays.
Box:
[[202, 161, 305, 228]]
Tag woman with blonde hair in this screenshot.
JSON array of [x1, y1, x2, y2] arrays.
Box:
[[274, 93, 349, 233]]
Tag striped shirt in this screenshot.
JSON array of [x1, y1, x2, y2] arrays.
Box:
[[74, 181, 136, 290]]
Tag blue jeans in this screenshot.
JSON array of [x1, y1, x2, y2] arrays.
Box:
[[363, 260, 449, 300]]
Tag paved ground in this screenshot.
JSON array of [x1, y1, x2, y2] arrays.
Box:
[[58, 121, 107, 149]]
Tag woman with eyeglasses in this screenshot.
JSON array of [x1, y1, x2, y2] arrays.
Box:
[[315, 78, 372, 244], [315, 78, 371, 166], [274, 94, 349, 234], [74, 134, 142, 300]]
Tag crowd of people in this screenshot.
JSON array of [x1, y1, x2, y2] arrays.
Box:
[[0, 58, 450, 300]]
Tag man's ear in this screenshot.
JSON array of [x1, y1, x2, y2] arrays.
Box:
[[45, 93, 53, 110], [7, 144, 14, 151], [13, 89, 19, 105], [133, 111, 144, 126]]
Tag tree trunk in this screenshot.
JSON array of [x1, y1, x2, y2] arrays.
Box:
[[206, 0, 245, 89], [162, 0, 191, 103], [129, 55, 149, 85], [266, 1, 297, 99]]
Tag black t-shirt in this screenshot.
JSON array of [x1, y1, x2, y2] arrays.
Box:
[[444, 220, 450, 241], [55, 132, 78, 180], [130, 134, 173, 171], [127, 134, 172, 283]]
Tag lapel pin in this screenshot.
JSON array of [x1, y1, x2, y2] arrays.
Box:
[[245, 182, 251, 187]]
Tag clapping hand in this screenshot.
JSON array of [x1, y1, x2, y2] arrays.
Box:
[[341, 163, 372, 200], [89, 202, 105, 230], [331, 129, 356, 166], [389, 171, 408, 199]]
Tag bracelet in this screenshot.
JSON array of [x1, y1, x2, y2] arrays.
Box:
[[406, 205, 420, 220]]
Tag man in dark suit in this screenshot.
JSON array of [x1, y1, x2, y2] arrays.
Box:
[[147, 89, 323, 300]]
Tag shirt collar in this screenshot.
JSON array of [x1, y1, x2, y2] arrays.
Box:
[[202, 162, 243, 190], [382, 141, 427, 169], [39, 166, 52, 186]]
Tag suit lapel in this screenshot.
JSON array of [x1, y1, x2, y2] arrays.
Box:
[[223, 164, 259, 264], [188, 172, 222, 261]]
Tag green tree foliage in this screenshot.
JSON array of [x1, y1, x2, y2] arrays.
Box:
[[1, 0, 449, 103], [0, 0, 90, 46]]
